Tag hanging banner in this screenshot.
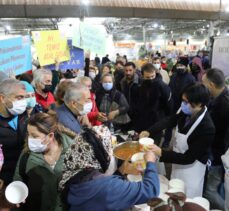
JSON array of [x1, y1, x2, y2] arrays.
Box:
[[0, 35, 32, 76], [73, 22, 106, 55], [45, 40, 84, 70], [212, 36, 229, 77], [32, 30, 70, 66]]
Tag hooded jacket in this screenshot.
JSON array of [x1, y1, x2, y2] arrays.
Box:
[[14, 134, 74, 211]]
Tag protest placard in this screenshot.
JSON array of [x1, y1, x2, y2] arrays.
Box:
[[32, 30, 70, 66], [0, 35, 32, 76], [73, 22, 106, 55], [45, 40, 84, 70]]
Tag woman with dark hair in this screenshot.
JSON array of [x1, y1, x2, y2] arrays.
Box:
[[13, 113, 75, 211], [140, 83, 215, 198]]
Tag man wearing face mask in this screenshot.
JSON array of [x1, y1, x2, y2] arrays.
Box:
[[32, 69, 55, 110], [56, 83, 92, 134], [169, 57, 196, 113], [153, 57, 170, 84], [0, 79, 28, 184], [132, 63, 172, 141]]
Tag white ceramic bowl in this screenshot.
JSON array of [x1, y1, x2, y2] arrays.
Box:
[[193, 197, 210, 211], [5, 181, 28, 204], [131, 152, 145, 162], [169, 178, 185, 192]]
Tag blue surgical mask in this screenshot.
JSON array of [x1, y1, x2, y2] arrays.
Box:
[[102, 82, 113, 91], [26, 97, 36, 108], [181, 101, 192, 115]]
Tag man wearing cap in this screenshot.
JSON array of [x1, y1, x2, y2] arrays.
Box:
[[169, 57, 196, 113]]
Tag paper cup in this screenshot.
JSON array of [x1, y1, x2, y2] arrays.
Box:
[[111, 135, 117, 147], [193, 197, 210, 211], [159, 193, 169, 202], [127, 174, 142, 182], [167, 188, 185, 194], [5, 181, 28, 204], [139, 137, 154, 151], [131, 152, 146, 171], [169, 179, 185, 192]]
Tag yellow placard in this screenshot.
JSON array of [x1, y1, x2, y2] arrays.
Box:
[[32, 30, 70, 66]]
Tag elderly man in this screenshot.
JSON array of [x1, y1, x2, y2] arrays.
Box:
[[56, 83, 92, 134], [32, 69, 55, 110], [0, 79, 27, 184]]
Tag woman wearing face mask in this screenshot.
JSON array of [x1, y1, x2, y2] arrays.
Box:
[[13, 113, 75, 211], [20, 81, 44, 117], [140, 84, 215, 198], [95, 74, 130, 130]]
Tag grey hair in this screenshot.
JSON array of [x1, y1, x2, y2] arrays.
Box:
[[64, 82, 88, 104], [79, 76, 91, 85], [32, 69, 52, 86], [0, 79, 25, 96], [101, 73, 114, 82]]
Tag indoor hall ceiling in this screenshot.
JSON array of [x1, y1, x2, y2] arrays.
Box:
[[1, 0, 229, 20]]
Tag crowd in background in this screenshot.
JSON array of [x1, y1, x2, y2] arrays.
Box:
[[0, 50, 228, 211]]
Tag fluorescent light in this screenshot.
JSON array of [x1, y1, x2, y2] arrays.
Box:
[[5, 25, 11, 31], [153, 23, 158, 28], [82, 0, 89, 5]]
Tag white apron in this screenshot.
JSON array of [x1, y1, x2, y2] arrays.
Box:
[[171, 107, 207, 198], [222, 149, 229, 211]]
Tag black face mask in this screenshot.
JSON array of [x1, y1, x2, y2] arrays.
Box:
[[176, 68, 186, 74], [42, 85, 52, 93], [191, 65, 200, 73]]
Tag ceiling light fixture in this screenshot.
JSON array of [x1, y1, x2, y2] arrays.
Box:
[[226, 6, 229, 12], [5, 25, 11, 31], [82, 0, 89, 5], [154, 23, 158, 28]]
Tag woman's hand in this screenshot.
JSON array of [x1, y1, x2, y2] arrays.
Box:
[[97, 112, 108, 122], [108, 110, 119, 121], [144, 151, 157, 163], [149, 144, 162, 157], [139, 131, 150, 139]]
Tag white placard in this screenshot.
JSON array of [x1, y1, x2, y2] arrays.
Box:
[[212, 36, 229, 77]]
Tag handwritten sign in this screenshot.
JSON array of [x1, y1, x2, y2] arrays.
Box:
[[73, 23, 106, 55], [45, 40, 84, 70], [212, 37, 229, 77], [0, 36, 32, 76], [32, 30, 70, 66]]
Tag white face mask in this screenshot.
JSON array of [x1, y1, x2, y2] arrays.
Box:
[[7, 99, 27, 115], [78, 102, 93, 116], [89, 72, 96, 80], [153, 63, 161, 70], [28, 137, 48, 153]]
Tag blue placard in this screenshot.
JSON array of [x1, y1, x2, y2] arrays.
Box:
[[0, 36, 32, 76], [45, 40, 84, 70]]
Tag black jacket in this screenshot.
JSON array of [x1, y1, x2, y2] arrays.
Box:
[[147, 108, 215, 165], [169, 72, 196, 113], [120, 73, 141, 117], [0, 112, 28, 184], [208, 87, 229, 165], [132, 77, 173, 134]]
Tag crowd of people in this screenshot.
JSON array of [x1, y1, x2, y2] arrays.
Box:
[[0, 51, 228, 211]]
